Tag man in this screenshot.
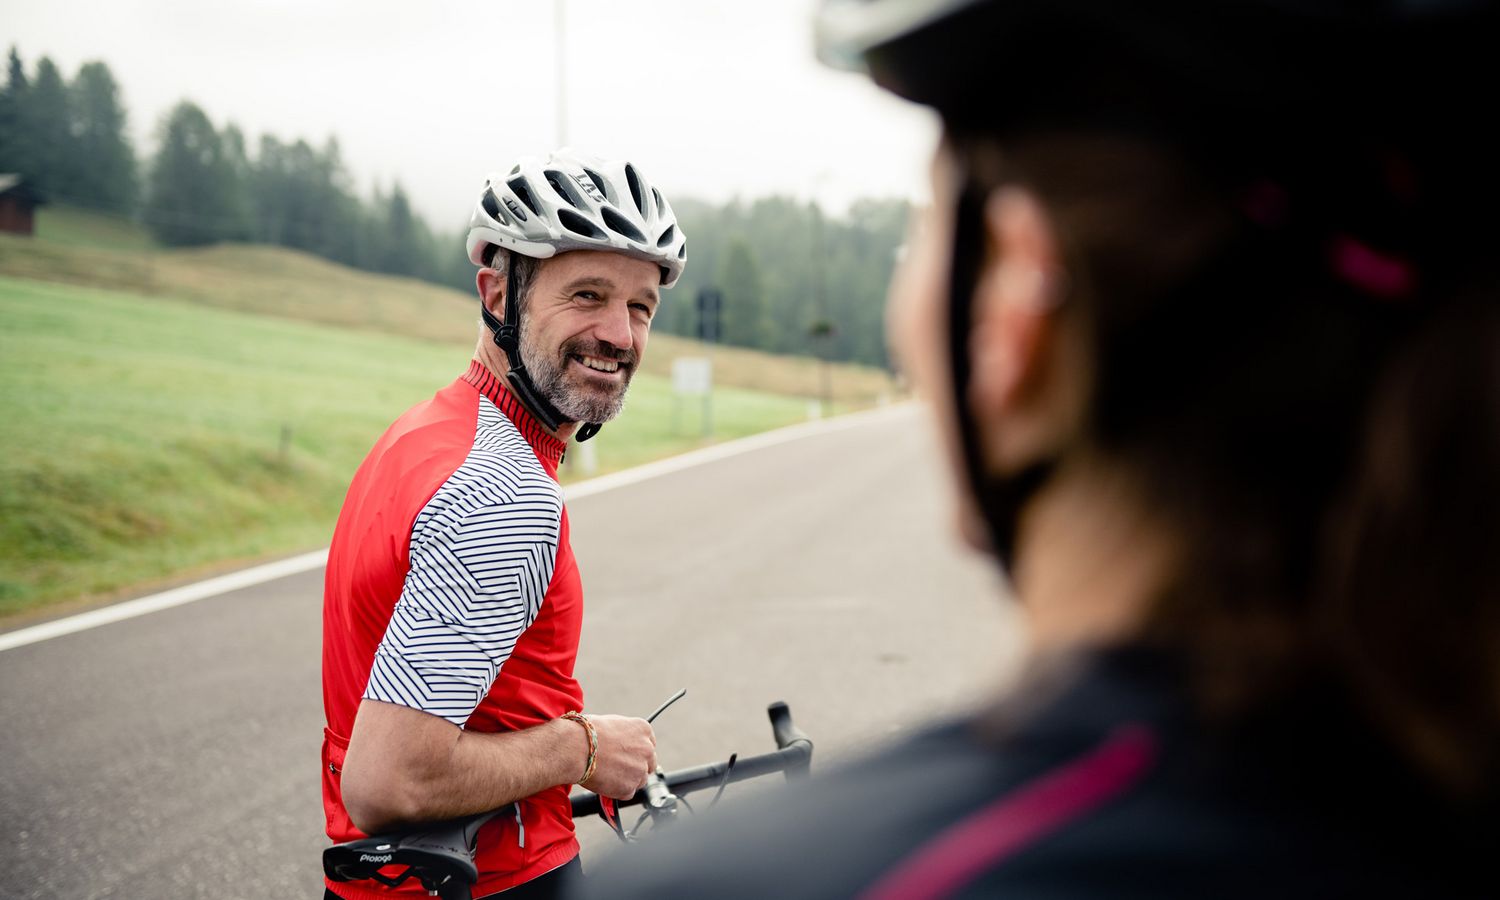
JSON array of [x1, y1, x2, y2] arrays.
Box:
[[321, 149, 688, 900]]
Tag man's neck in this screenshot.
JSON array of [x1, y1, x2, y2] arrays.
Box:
[[473, 343, 579, 442]]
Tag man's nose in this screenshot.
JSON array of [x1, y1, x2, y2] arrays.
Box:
[[589, 302, 634, 351]]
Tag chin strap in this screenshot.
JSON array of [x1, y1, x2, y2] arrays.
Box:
[[481, 254, 604, 442], [948, 179, 1055, 572]]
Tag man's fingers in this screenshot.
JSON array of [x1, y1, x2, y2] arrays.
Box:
[[584, 713, 661, 799]]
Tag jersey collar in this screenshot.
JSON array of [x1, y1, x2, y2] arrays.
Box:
[[462, 359, 568, 469]]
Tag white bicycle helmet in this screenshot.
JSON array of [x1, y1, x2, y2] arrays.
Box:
[[466, 149, 687, 288]]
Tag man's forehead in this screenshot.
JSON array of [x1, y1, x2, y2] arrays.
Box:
[[542, 250, 660, 294]]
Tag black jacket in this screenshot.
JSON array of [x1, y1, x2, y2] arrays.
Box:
[[575, 648, 1493, 899]]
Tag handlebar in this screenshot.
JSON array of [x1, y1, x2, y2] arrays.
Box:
[[569, 701, 812, 818], [768, 700, 813, 758]]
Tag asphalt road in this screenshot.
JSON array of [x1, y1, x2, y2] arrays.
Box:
[[0, 405, 1025, 899]]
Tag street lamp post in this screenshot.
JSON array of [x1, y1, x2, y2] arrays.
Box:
[[555, 0, 567, 147], [812, 203, 833, 417]]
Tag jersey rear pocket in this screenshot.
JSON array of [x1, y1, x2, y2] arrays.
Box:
[[321, 727, 358, 838]]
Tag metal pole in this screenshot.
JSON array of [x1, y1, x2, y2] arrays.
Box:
[[704, 343, 714, 438], [555, 0, 592, 473], [555, 0, 568, 147], [814, 204, 831, 417]]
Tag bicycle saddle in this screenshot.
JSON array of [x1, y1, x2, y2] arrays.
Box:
[[323, 806, 510, 895]]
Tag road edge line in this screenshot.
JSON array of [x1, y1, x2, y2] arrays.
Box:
[[0, 549, 330, 653], [1, 403, 914, 652], [563, 402, 912, 500]]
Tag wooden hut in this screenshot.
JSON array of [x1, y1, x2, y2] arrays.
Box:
[[0, 174, 44, 236]]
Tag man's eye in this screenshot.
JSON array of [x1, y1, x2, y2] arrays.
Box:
[[576, 291, 601, 302], [631, 303, 654, 319]]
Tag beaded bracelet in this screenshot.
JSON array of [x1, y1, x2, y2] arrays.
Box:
[[561, 711, 598, 785]]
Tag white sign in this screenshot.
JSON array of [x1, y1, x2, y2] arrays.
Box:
[[672, 357, 713, 395]]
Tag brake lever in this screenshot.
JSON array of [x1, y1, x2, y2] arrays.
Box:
[[598, 795, 625, 840], [598, 689, 686, 843], [707, 752, 738, 810], [646, 688, 687, 723]]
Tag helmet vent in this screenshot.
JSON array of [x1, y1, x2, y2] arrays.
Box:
[[545, 170, 583, 209], [624, 164, 646, 217], [481, 187, 508, 225], [508, 177, 541, 216], [678, 241, 686, 259], [655, 224, 676, 248], [558, 208, 605, 239], [601, 206, 647, 243], [583, 168, 610, 200], [652, 187, 665, 217]]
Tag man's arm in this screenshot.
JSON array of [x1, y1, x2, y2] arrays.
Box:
[[341, 699, 657, 835]]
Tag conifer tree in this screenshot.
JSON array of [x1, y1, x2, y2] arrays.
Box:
[[144, 101, 245, 245], [24, 57, 71, 196], [69, 61, 138, 213]]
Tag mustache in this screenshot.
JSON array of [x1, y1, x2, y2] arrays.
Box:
[[562, 338, 637, 368]]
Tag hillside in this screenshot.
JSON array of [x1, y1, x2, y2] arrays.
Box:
[[0, 208, 904, 618], [0, 276, 820, 618], [1, 206, 900, 407]]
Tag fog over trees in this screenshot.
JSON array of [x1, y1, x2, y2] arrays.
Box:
[[1, 47, 906, 368]]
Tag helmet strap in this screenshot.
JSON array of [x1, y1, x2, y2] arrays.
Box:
[[480, 254, 605, 443], [948, 177, 1056, 574]]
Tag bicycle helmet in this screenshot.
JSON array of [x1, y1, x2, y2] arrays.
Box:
[[465, 150, 688, 441], [818, 0, 1497, 150], [814, 0, 1499, 566], [466, 149, 686, 288]]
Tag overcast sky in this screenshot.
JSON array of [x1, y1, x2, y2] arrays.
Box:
[[5, 0, 940, 228]]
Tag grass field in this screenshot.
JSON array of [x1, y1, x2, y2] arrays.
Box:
[[33, 204, 158, 252], [0, 205, 901, 409], [0, 276, 813, 618], [0, 207, 902, 619]]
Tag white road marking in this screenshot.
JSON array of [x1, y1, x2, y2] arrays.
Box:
[[563, 402, 913, 500], [1, 403, 916, 652], [0, 549, 330, 653]]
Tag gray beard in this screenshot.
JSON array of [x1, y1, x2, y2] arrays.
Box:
[[519, 326, 636, 424]]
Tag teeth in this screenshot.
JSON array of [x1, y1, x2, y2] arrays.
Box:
[[578, 356, 619, 373]]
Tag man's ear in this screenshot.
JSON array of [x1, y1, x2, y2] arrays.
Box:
[[967, 187, 1064, 467], [476, 266, 506, 316]]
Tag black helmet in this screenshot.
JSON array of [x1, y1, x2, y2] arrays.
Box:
[[815, 0, 1498, 567], [817, 1, 1497, 180]]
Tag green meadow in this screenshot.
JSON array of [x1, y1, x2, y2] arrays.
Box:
[[0, 207, 899, 619], [0, 276, 811, 617]]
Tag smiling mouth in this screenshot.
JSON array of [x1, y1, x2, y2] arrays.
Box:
[[572, 354, 624, 376]]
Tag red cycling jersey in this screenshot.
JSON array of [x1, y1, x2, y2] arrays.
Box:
[[322, 360, 584, 899]]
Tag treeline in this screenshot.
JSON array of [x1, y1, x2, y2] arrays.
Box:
[[0, 47, 905, 367], [0, 48, 471, 289], [0, 50, 138, 214], [668, 197, 906, 368], [139, 102, 469, 288]]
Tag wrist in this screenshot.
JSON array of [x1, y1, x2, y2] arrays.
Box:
[[560, 711, 598, 785]]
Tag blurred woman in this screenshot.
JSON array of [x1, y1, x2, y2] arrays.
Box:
[[582, 2, 1499, 896]]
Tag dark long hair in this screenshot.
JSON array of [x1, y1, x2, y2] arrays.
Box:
[[953, 131, 1500, 794]]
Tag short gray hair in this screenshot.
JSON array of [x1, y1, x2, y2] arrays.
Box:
[[483, 247, 541, 310]]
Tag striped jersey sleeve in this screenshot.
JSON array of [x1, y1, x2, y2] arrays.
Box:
[[363, 396, 563, 727]]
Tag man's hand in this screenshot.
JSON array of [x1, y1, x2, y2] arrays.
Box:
[[579, 714, 657, 800]]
